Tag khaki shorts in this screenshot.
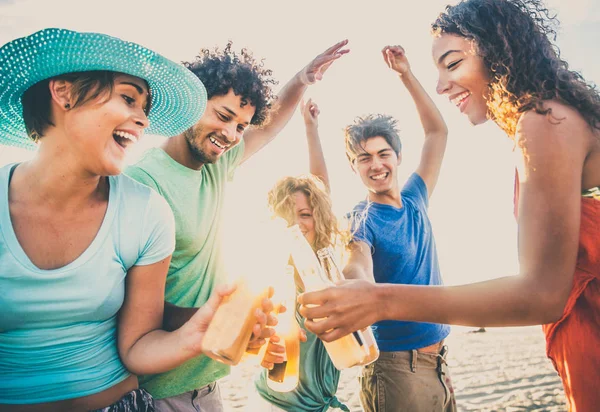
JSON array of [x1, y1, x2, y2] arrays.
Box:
[[154, 382, 223, 412], [359, 345, 456, 412]]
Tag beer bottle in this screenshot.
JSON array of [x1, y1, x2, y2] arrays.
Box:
[[201, 278, 271, 365], [316, 246, 380, 366], [288, 225, 370, 370]]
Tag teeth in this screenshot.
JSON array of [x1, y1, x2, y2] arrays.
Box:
[[451, 91, 470, 107], [114, 130, 138, 143], [371, 173, 387, 180], [209, 136, 226, 150]]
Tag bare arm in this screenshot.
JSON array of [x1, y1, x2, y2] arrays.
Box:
[[342, 241, 375, 282], [240, 40, 349, 164], [300, 104, 587, 340], [301, 98, 330, 189], [383, 46, 448, 196]]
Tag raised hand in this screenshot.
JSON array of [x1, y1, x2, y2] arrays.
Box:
[[299, 39, 350, 85], [382, 45, 411, 76], [300, 98, 320, 128]]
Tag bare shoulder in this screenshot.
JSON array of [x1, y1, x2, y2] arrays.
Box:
[[515, 100, 593, 159]]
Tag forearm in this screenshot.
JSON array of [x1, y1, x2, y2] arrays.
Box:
[[306, 124, 329, 189], [259, 73, 307, 139], [400, 71, 447, 137], [121, 329, 195, 375], [163, 301, 198, 332], [377, 275, 566, 327]]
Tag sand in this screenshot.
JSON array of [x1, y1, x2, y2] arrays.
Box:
[[220, 326, 566, 411]]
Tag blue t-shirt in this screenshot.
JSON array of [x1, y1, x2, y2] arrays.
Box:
[[349, 173, 450, 352], [0, 164, 175, 404]]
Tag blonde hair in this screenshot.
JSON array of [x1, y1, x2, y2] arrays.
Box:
[[268, 175, 345, 251]]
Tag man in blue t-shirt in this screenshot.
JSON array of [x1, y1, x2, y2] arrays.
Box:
[[341, 45, 455, 411]]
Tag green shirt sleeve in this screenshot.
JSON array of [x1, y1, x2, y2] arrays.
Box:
[[125, 165, 162, 194]]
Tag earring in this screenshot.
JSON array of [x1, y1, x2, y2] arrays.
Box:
[[64, 103, 71, 109]]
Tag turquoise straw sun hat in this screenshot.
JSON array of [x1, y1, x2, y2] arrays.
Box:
[[0, 28, 207, 150]]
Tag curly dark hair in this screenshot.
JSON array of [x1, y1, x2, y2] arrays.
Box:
[[432, 0, 600, 136], [344, 114, 402, 164], [183, 41, 278, 126]]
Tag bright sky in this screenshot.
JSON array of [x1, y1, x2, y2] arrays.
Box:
[[1, 0, 598, 286]]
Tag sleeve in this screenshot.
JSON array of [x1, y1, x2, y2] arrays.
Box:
[[134, 190, 176, 266], [403, 173, 429, 210], [124, 166, 161, 193], [224, 138, 246, 181], [346, 205, 374, 249]]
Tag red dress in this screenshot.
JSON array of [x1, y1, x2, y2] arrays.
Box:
[[515, 175, 600, 412]]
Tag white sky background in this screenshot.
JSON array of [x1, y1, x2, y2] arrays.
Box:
[[0, 0, 598, 286]]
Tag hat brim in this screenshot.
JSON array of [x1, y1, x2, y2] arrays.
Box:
[[0, 28, 206, 150]]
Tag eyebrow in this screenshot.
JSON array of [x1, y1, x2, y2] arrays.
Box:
[[119, 81, 146, 95], [437, 49, 462, 65], [222, 106, 250, 126], [298, 208, 312, 213]]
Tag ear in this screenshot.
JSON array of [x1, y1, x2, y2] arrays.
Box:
[[396, 151, 402, 166], [349, 160, 358, 174], [48, 79, 73, 111]]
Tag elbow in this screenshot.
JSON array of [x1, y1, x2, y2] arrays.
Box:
[[530, 288, 569, 325]]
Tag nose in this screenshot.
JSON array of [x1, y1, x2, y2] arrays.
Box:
[[436, 73, 450, 95], [370, 156, 383, 170], [221, 123, 237, 144], [133, 107, 150, 129]]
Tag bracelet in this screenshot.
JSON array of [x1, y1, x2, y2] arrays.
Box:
[[299, 69, 313, 86]]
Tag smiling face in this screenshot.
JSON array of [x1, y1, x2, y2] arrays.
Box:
[[353, 136, 401, 200], [432, 34, 491, 126], [63, 73, 149, 175], [183, 88, 255, 165], [293, 191, 316, 246]]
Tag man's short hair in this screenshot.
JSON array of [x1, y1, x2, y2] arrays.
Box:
[[344, 114, 402, 164], [183, 42, 277, 127]]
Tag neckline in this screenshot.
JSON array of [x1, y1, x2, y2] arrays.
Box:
[[0, 163, 119, 274]]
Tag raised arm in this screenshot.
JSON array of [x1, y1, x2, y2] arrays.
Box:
[[301, 98, 330, 189], [300, 104, 588, 341], [240, 40, 349, 164], [383, 45, 448, 196]]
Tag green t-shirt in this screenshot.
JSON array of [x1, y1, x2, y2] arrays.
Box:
[[124, 141, 245, 399], [254, 308, 348, 412]]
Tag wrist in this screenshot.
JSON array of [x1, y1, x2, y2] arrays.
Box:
[[298, 68, 312, 86], [374, 284, 392, 322], [399, 70, 415, 83]]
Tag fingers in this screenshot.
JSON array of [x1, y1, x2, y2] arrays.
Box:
[[322, 39, 349, 56], [305, 321, 347, 343], [298, 328, 308, 343], [261, 339, 286, 369], [297, 288, 329, 306]]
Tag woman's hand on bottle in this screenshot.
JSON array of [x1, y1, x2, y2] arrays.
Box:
[[246, 288, 279, 353], [298, 279, 382, 342], [260, 327, 307, 370]]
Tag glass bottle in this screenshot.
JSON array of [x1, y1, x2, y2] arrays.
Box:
[[288, 225, 370, 370], [263, 265, 301, 392], [316, 246, 380, 366], [201, 278, 271, 366]]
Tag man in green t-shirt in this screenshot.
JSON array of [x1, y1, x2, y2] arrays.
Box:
[[125, 40, 349, 412]]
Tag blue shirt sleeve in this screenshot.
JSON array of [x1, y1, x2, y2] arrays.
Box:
[[402, 173, 429, 210], [347, 203, 374, 248], [135, 190, 176, 266]]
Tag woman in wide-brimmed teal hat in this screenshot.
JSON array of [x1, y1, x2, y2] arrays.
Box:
[[0, 28, 249, 411]]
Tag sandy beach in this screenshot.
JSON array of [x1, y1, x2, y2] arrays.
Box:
[[221, 326, 566, 411]]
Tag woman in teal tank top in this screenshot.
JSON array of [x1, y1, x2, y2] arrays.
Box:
[[251, 100, 350, 411]]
